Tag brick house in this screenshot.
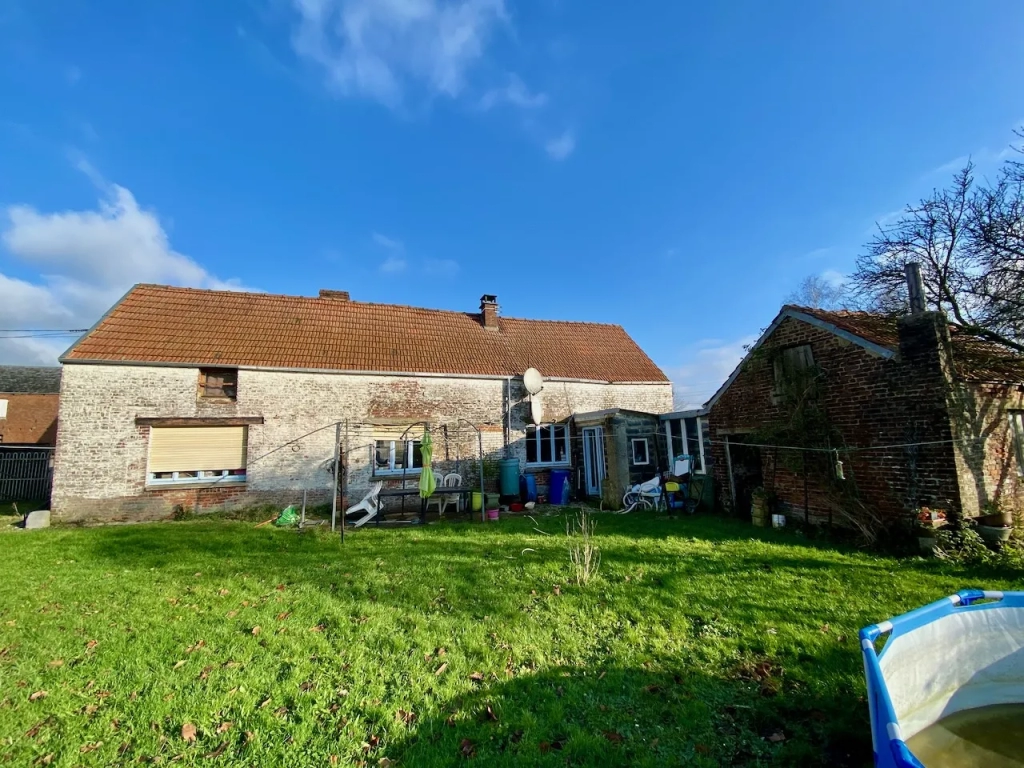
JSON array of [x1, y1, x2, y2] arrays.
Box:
[[52, 285, 672, 522], [706, 304, 1024, 529], [0, 366, 61, 447]]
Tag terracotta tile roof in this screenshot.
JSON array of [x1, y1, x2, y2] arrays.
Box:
[[62, 285, 668, 383], [789, 305, 1024, 383]]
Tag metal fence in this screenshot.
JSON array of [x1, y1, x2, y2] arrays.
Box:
[[0, 449, 54, 502]]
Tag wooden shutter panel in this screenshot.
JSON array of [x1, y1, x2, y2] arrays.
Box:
[[148, 427, 248, 473]]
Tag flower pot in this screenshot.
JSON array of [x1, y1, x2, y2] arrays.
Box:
[[979, 511, 1013, 528], [918, 535, 938, 555], [486, 509, 500, 521], [978, 525, 1012, 545]]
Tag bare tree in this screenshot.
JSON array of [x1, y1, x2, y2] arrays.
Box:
[[786, 274, 849, 310], [851, 146, 1024, 353]]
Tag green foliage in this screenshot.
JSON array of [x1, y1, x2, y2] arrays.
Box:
[[933, 525, 993, 565], [1, 514, 1018, 766]]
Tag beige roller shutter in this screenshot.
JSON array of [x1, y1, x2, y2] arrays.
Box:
[[148, 427, 248, 473]]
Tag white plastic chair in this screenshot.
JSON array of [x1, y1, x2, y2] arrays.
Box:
[[344, 481, 383, 528], [439, 472, 463, 516], [621, 476, 662, 513]]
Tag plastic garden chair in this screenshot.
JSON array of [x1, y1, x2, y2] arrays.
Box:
[[344, 481, 383, 528]]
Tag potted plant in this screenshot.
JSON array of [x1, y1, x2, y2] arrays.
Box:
[[916, 507, 947, 554], [751, 488, 773, 527]]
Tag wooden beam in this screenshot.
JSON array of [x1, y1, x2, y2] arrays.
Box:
[[134, 416, 264, 427]]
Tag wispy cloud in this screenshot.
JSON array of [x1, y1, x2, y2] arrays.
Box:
[[665, 336, 757, 410], [288, 0, 510, 109], [0, 159, 248, 364], [424, 258, 459, 276], [379, 256, 408, 274], [544, 129, 575, 161], [372, 231, 403, 250], [479, 73, 547, 111]]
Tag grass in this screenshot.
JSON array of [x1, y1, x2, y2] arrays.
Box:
[[0, 512, 1018, 767]]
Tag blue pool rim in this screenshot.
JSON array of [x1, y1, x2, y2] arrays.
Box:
[[860, 589, 1024, 768]]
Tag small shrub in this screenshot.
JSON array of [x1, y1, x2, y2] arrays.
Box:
[[933, 525, 992, 565], [566, 509, 600, 587]]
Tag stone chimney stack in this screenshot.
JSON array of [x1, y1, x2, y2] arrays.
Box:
[[319, 289, 351, 301], [480, 294, 499, 331], [905, 262, 926, 315]]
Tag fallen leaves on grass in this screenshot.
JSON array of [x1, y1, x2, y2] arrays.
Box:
[[276, 611, 291, 621], [250, 626, 261, 636], [79, 741, 103, 753], [768, 731, 786, 743], [226, 610, 238, 619], [29, 690, 47, 701], [85, 640, 98, 651], [217, 721, 232, 734], [398, 709, 416, 725], [181, 723, 197, 743], [185, 640, 206, 653], [218, 589, 230, 596], [205, 741, 229, 758], [484, 705, 498, 722], [259, 697, 272, 709], [47, 659, 63, 668], [468, 672, 484, 683], [173, 660, 187, 670], [603, 731, 623, 743], [552, 585, 561, 596], [434, 662, 448, 676], [459, 738, 476, 757]]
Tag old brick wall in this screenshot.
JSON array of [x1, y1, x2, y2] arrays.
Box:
[[708, 313, 961, 526], [52, 364, 671, 522], [951, 382, 1024, 519], [0, 393, 59, 445]]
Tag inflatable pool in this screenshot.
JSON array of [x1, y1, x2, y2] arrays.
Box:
[[861, 590, 1024, 767]]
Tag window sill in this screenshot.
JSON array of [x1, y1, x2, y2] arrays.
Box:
[[146, 480, 247, 491], [373, 470, 424, 477], [197, 397, 237, 404], [524, 463, 571, 472]]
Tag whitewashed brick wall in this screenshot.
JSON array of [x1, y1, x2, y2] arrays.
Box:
[[52, 364, 671, 520]]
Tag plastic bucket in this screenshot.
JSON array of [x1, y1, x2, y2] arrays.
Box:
[[549, 469, 571, 505], [486, 509, 500, 521], [471, 492, 482, 512], [520, 474, 537, 502]]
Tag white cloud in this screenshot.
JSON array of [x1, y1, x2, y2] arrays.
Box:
[[423, 257, 458, 275], [544, 129, 575, 161], [820, 269, 849, 288], [479, 73, 547, 110], [289, 0, 509, 109], [665, 336, 757, 410], [372, 231, 403, 250], [379, 255, 408, 273], [0, 178, 247, 365]]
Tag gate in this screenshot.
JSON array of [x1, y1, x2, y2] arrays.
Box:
[[0, 449, 54, 502]]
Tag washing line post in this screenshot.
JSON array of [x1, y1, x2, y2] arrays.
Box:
[[331, 422, 341, 534], [478, 430, 485, 523]]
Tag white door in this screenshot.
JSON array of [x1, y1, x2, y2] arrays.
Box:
[[582, 427, 604, 497]]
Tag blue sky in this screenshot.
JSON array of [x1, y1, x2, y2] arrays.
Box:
[[1, 1, 1022, 406]]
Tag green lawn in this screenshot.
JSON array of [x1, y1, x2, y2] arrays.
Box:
[[0, 512, 1018, 767]]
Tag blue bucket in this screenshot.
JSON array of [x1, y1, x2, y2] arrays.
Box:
[[548, 469, 570, 505]]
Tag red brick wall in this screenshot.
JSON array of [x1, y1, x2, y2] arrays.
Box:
[[708, 313, 962, 527], [0, 393, 59, 445]]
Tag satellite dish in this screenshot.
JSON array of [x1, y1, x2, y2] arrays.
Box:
[[530, 395, 544, 425], [523, 367, 544, 395]]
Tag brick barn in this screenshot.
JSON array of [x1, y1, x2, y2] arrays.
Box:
[[0, 366, 61, 447], [706, 304, 1024, 529], [51, 285, 672, 522]]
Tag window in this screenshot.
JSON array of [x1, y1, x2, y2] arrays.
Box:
[[773, 345, 814, 402], [1012, 412, 1024, 476], [373, 440, 423, 475], [199, 368, 238, 400], [631, 438, 649, 465], [525, 424, 569, 465], [147, 426, 247, 485], [664, 416, 704, 474], [0, 399, 7, 419]]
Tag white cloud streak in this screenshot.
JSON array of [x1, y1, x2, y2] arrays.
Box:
[[544, 129, 575, 161], [379, 255, 408, 274], [0, 178, 247, 365], [479, 73, 547, 111], [372, 231, 403, 250], [665, 336, 756, 410], [289, 0, 509, 109]]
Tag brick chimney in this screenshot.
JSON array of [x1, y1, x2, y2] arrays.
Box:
[[897, 263, 949, 367], [319, 289, 350, 301], [480, 294, 499, 331]]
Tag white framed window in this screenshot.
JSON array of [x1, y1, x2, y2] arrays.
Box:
[[1012, 412, 1024, 476], [147, 426, 248, 486], [631, 438, 649, 465], [664, 416, 705, 474], [0, 399, 7, 419], [373, 439, 423, 475], [525, 424, 569, 466]]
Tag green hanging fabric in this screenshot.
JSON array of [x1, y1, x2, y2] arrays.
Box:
[[419, 430, 436, 499]]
